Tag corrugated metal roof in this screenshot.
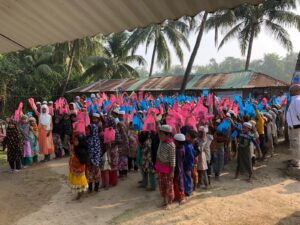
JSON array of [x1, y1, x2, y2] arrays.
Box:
[[68, 70, 288, 93], [0, 0, 263, 54]]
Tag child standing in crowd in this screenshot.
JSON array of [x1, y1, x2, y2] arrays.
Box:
[[61, 113, 73, 157], [235, 122, 260, 182], [68, 134, 88, 200], [140, 131, 156, 190], [128, 123, 138, 172], [37, 105, 54, 162], [184, 130, 195, 198], [205, 126, 214, 185], [264, 113, 274, 158], [29, 117, 39, 163], [101, 146, 111, 190], [107, 116, 119, 186], [86, 124, 102, 193], [4, 121, 23, 172], [52, 116, 64, 159], [213, 131, 226, 180], [173, 133, 186, 204], [155, 125, 175, 210], [116, 118, 129, 179], [197, 127, 209, 189], [19, 115, 33, 166]]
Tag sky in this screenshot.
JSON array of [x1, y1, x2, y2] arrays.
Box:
[[135, 10, 300, 73]]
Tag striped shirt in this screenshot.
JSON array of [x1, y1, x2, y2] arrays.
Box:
[[157, 141, 176, 168]]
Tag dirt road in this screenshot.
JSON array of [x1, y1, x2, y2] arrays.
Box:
[[0, 146, 299, 225]]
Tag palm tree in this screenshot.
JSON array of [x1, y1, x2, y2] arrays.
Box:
[[54, 36, 103, 96], [126, 20, 190, 77], [83, 32, 146, 80], [23, 46, 55, 76], [206, 0, 300, 71], [180, 12, 208, 92]]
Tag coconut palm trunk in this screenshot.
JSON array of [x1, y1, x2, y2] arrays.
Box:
[[61, 39, 78, 96], [149, 40, 157, 77], [180, 11, 208, 93], [245, 25, 255, 71]]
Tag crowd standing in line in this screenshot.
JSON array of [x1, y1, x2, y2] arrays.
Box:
[[0, 89, 291, 208]]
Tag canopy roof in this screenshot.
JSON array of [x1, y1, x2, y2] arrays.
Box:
[[0, 0, 263, 53], [68, 70, 288, 93]]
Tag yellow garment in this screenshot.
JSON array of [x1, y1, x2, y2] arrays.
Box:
[[256, 109, 264, 135], [68, 172, 88, 192]]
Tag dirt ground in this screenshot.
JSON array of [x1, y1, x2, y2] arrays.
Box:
[[0, 145, 300, 225]]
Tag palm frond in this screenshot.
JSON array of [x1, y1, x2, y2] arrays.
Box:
[[122, 55, 147, 66], [265, 20, 293, 51], [218, 21, 244, 50], [156, 34, 171, 71], [267, 10, 300, 30]]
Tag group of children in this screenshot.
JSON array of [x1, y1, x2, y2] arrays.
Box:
[[0, 92, 286, 207], [1, 116, 39, 172]]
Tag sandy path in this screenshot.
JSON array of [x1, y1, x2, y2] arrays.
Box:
[[0, 145, 299, 225], [0, 163, 61, 225]]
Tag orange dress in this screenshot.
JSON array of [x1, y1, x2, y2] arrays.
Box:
[[68, 154, 88, 192], [38, 123, 54, 155]]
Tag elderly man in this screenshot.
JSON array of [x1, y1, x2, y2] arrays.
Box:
[[287, 84, 300, 167]]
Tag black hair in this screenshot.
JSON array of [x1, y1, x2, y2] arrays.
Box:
[[186, 129, 197, 139], [74, 135, 88, 165]]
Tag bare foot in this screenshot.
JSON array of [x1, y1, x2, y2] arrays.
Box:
[[164, 204, 172, 210]]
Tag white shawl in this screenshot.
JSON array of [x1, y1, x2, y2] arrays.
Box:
[[39, 105, 52, 131]]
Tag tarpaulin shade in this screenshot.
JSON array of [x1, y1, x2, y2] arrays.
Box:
[[0, 0, 263, 53]]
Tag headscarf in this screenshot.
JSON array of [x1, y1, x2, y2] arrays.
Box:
[[20, 115, 30, 140], [86, 124, 101, 166], [6, 121, 24, 149], [39, 105, 52, 131]]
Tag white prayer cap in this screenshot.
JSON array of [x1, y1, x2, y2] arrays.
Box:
[[42, 101, 47, 105], [243, 122, 252, 129], [49, 101, 53, 104], [91, 93, 96, 98], [226, 112, 231, 118], [174, 133, 185, 142], [92, 113, 100, 118], [160, 124, 172, 133], [118, 110, 125, 115], [216, 119, 221, 123], [36, 102, 41, 105]]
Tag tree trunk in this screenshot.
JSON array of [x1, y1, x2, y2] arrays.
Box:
[[149, 40, 157, 77], [61, 40, 78, 96], [245, 25, 255, 71], [180, 11, 208, 93]]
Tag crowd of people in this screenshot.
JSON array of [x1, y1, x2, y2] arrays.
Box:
[[0, 90, 289, 209]]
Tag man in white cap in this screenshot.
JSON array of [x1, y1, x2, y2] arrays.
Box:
[[287, 84, 300, 167], [234, 122, 260, 182], [155, 124, 175, 210]]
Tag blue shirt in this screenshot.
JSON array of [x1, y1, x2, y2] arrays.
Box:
[[184, 143, 194, 171]]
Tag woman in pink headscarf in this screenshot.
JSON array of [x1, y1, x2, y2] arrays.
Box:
[[37, 105, 54, 162]]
